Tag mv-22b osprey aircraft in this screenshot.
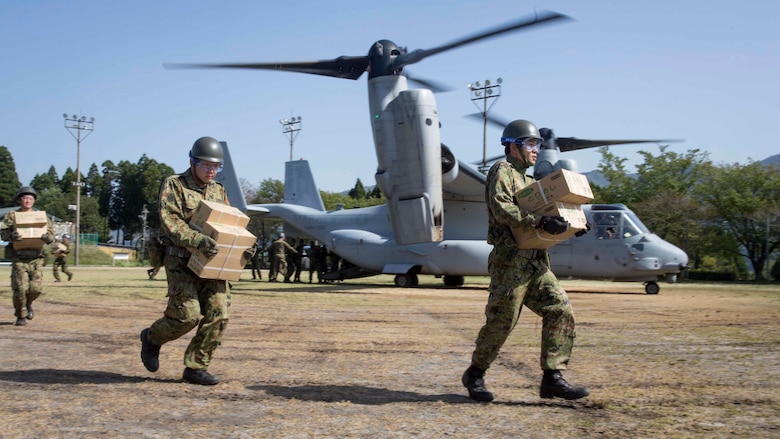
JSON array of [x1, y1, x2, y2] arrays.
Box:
[[176, 11, 689, 294]]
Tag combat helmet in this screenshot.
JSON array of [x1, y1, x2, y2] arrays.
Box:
[[16, 186, 37, 200], [501, 119, 542, 145], [190, 137, 224, 163]]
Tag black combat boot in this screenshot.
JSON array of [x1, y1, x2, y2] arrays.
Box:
[[140, 328, 161, 372], [183, 367, 220, 385], [15, 317, 26, 326], [462, 365, 494, 402], [540, 370, 589, 400], [26, 305, 34, 320]]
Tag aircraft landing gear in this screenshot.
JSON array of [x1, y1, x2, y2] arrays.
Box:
[[394, 273, 419, 288], [644, 281, 660, 295], [443, 275, 464, 287]]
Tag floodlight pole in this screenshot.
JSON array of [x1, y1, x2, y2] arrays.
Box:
[[139, 204, 149, 263], [63, 114, 95, 266], [279, 116, 302, 161], [468, 78, 502, 174]]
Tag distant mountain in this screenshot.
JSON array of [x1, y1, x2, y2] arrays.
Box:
[[761, 155, 780, 166]]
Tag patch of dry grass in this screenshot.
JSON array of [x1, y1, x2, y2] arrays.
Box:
[[0, 266, 778, 438]]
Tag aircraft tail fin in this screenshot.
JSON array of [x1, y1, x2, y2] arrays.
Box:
[[216, 141, 247, 212], [284, 160, 326, 211]]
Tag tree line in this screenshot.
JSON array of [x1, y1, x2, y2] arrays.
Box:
[[1, 144, 778, 280]]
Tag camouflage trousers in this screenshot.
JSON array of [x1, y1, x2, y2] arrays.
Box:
[[269, 257, 287, 281], [470, 246, 576, 372], [147, 255, 230, 370], [11, 258, 44, 318], [53, 256, 72, 281]]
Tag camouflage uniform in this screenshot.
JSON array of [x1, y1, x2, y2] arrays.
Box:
[[1, 210, 55, 320], [147, 236, 164, 280], [250, 241, 263, 280], [268, 237, 296, 282], [145, 170, 231, 371], [52, 239, 73, 282], [470, 155, 577, 372]]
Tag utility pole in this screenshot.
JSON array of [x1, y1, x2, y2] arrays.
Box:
[[467, 78, 502, 174], [139, 204, 149, 263], [63, 113, 95, 266], [280, 116, 302, 161]]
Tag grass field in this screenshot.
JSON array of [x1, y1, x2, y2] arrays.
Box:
[[0, 266, 778, 438]]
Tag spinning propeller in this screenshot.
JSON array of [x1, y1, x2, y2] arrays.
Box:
[[467, 113, 683, 168], [163, 10, 571, 87]]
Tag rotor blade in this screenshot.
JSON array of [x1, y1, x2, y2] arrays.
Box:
[[163, 56, 370, 80], [393, 11, 571, 69], [465, 113, 509, 129], [473, 153, 506, 165], [406, 71, 454, 93], [556, 138, 685, 152]]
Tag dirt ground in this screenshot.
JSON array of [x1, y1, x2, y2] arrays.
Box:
[[0, 266, 777, 439]]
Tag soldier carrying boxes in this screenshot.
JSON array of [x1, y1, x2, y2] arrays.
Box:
[[138, 137, 256, 386], [0, 186, 55, 326]]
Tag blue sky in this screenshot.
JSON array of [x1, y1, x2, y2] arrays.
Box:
[[2, 0, 778, 193]]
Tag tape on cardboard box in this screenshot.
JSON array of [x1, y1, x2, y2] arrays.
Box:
[[190, 200, 250, 229], [514, 169, 594, 212]]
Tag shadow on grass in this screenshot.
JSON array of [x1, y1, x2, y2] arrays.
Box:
[[0, 369, 177, 384], [248, 384, 591, 408]]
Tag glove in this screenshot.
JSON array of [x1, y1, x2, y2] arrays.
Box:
[[197, 235, 219, 258], [41, 233, 54, 244], [538, 216, 570, 235], [574, 222, 592, 238], [242, 246, 256, 265], [11, 231, 23, 241]]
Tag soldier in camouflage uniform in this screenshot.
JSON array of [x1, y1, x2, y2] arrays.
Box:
[[462, 120, 590, 402], [0, 186, 55, 326], [52, 234, 74, 282], [139, 137, 242, 386], [268, 234, 296, 282]]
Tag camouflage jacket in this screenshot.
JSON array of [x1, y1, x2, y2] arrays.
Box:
[[54, 240, 71, 257], [270, 238, 297, 258], [485, 155, 542, 249], [159, 169, 230, 251]]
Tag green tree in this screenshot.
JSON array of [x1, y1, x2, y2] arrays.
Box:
[[694, 161, 780, 280], [348, 178, 367, 199], [0, 146, 22, 206], [30, 166, 59, 192], [112, 155, 173, 240], [253, 178, 285, 203]]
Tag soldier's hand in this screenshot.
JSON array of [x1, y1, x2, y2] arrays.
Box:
[[41, 233, 54, 244], [197, 235, 219, 258], [242, 246, 256, 265], [574, 222, 591, 238], [11, 231, 23, 241], [538, 216, 570, 235]]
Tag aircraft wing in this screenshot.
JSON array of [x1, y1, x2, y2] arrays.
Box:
[[442, 160, 486, 202]]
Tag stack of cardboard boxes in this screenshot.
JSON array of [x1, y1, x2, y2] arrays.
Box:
[[12, 211, 49, 250], [187, 200, 256, 281], [512, 169, 594, 249]]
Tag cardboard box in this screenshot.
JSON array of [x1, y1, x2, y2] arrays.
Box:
[[512, 202, 588, 249], [190, 200, 249, 229], [14, 211, 48, 227], [13, 226, 48, 250], [514, 169, 594, 212], [188, 220, 256, 281], [201, 222, 256, 247], [188, 245, 252, 281]]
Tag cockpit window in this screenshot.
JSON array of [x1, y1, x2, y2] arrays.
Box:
[[592, 210, 649, 239]]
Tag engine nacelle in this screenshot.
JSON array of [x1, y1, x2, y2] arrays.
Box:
[[369, 76, 443, 245]]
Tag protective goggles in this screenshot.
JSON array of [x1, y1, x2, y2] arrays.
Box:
[[193, 159, 224, 173], [501, 137, 543, 152]]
